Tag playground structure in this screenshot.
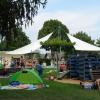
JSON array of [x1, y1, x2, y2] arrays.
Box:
[[62, 34, 100, 81], [57, 53, 100, 81]]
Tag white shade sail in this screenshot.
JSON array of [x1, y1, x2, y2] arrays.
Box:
[[6, 33, 52, 55], [67, 34, 100, 51]]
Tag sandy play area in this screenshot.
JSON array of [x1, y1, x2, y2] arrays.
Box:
[[55, 79, 81, 84]]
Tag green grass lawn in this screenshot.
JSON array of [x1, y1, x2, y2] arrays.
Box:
[[0, 68, 100, 100]]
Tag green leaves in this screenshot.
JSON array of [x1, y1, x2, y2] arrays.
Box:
[[38, 19, 69, 39], [0, 28, 31, 51], [41, 39, 74, 46], [96, 38, 100, 47], [38, 19, 74, 53], [0, 0, 47, 49], [73, 31, 94, 45]]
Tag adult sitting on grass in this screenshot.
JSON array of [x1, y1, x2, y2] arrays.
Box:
[[80, 81, 95, 90], [95, 79, 100, 90]]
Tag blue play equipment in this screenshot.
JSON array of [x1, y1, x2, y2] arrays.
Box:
[[68, 54, 100, 80]]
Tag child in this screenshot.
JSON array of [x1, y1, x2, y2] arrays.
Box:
[[36, 61, 43, 77]]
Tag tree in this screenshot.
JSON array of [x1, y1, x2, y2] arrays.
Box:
[[38, 19, 74, 76], [0, 0, 47, 48], [0, 28, 31, 51], [38, 19, 73, 51], [96, 38, 100, 47], [38, 19, 74, 60], [38, 19, 69, 39], [73, 31, 94, 44]]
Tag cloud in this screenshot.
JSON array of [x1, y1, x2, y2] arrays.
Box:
[[23, 10, 100, 42]]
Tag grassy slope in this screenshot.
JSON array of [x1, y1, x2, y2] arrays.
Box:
[[0, 68, 100, 100]]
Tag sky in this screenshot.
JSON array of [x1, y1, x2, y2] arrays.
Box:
[[23, 0, 100, 42]]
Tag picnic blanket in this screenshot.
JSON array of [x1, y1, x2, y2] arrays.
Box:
[[0, 84, 49, 90]]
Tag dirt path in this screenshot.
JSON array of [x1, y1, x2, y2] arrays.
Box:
[[55, 79, 81, 84]]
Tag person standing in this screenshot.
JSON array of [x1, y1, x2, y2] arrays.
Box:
[[36, 61, 43, 77], [20, 56, 25, 69]]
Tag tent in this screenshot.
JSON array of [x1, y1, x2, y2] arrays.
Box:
[[10, 69, 43, 84], [67, 34, 100, 51], [6, 33, 52, 55], [0, 63, 3, 69]]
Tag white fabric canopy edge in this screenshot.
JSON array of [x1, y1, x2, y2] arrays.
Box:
[[67, 34, 100, 51], [6, 33, 52, 55]]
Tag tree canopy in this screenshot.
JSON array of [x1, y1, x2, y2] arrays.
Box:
[[38, 19, 74, 52], [96, 38, 100, 47], [38, 19, 69, 39], [0, 0, 47, 48], [73, 31, 94, 44], [0, 28, 31, 51]]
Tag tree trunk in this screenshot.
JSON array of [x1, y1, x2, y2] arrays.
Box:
[[56, 51, 60, 78], [51, 50, 55, 67]]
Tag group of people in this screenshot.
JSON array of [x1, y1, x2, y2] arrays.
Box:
[[10, 56, 25, 68], [2, 56, 44, 77], [10, 56, 39, 69]]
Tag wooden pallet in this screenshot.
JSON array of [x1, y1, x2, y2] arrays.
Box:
[[91, 70, 100, 80]]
